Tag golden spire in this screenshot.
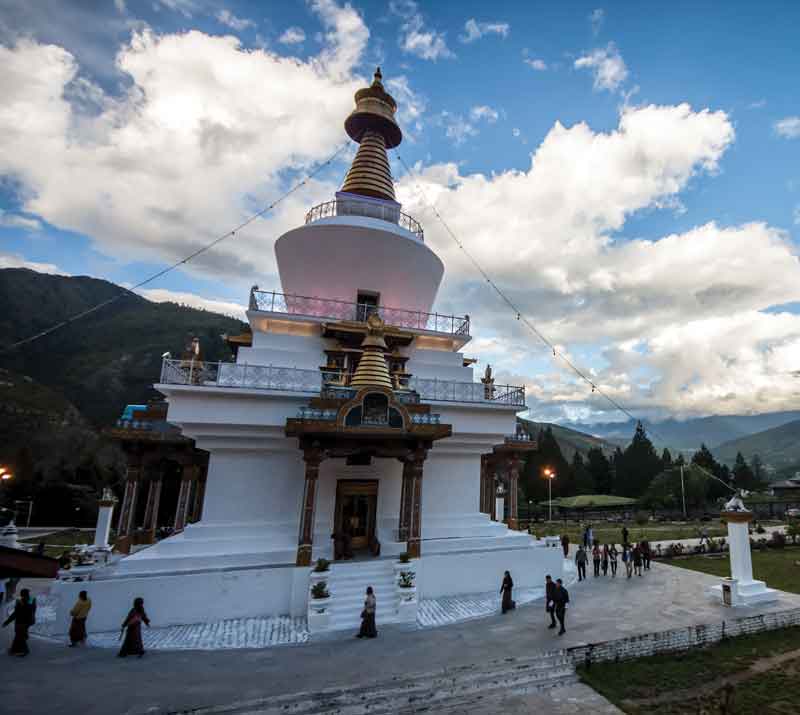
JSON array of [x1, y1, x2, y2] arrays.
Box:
[[340, 68, 402, 202], [350, 314, 394, 390]]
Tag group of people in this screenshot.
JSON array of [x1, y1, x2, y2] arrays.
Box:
[[2, 588, 150, 658], [500, 571, 571, 636], [573, 525, 652, 581]]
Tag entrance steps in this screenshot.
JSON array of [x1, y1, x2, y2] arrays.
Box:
[[181, 651, 577, 715], [326, 559, 400, 631]]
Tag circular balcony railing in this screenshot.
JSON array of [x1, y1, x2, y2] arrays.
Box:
[[305, 198, 424, 242]]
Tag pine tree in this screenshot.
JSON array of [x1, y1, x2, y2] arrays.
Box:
[[751, 454, 765, 487], [661, 448, 673, 468], [571, 451, 595, 494], [615, 422, 662, 497], [691, 444, 730, 501], [586, 447, 613, 494], [732, 452, 759, 491]]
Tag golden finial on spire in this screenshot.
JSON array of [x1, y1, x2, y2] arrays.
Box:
[[350, 315, 394, 390], [340, 68, 402, 202]]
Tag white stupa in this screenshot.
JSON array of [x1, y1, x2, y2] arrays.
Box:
[[51, 69, 562, 635]]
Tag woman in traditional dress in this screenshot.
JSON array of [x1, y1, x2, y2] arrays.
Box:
[[118, 597, 150, 657], [500, 570, 515, 613], [609, 543, 619, 577], [357, 586, 377, 638], [2, 588, 36, 657], [68, 590, 92, 647]]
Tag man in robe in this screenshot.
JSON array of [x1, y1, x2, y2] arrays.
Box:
[[553, 578, 569, 636], [545, 575, 557, 629]]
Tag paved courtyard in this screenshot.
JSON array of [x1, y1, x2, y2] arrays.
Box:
[[4, 561, 800, 714]]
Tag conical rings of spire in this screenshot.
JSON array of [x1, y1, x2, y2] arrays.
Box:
[[341, 130, 395, 201]]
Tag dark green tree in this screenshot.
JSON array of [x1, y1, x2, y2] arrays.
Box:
[[732, 452, 762, 491], [691, 444, 730, 501], [586, 447, 613, 494], [661, 448, 673, 467], [614, 422, 663, 497], [750, 454, 765, 486], [571, 451, 595, 494], [522, 427, 571, 502]]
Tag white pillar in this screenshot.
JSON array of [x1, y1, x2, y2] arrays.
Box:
[[727, 518, 754, 584], [495, 496, 505, 523], [94, 489, 117, 549]]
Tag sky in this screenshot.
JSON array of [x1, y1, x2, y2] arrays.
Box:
[[1, 0, 799, 426]]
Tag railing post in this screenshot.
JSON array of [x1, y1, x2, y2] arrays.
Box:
[[271, 291, 275, 313]]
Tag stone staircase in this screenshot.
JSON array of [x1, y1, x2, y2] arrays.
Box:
[[178, 651, 577, 714], [326, 559, 400, 632]]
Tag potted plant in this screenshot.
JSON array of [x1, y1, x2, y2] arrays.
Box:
[[307, 580, 332, 633], [310, 558, 331, 584], [396, 568, 418, 623]]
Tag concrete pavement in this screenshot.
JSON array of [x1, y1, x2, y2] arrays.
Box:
[[4, 560, 799, 715]]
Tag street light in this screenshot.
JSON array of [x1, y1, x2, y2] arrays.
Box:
[[0, 466, 12, 481], [543, 468, 556, 523]]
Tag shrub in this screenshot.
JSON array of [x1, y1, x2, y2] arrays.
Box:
[[398, 552, 411, 563], [310, 581, 329, 599], [398, 570, 416, 588], [313, 558, 330, 573], [770, 532, 786, 549]]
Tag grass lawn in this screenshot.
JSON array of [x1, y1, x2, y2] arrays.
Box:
[[665, 546, 800, 594], [578, 625, 800, 714], [19, 528, 95, 557], [529, 521, 729, 545]]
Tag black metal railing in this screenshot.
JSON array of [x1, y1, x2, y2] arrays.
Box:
[[305, 198, 424, 242]]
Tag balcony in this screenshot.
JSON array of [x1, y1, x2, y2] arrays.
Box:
[[305, 197, 424, 242], [158, 359, 526, 408], [249, 289, 470, 337]]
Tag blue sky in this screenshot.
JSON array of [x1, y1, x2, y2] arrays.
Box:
[[1, 0, 799, 424]]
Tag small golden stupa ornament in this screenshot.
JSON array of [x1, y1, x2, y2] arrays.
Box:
[[340, 68, 401, 202], [350, 314, 394, 390]]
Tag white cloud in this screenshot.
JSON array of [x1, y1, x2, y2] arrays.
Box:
[[459, 19, 510, 44], [469, 105, 499, 123], [589, 8, 605, 35], [278, 26, 306, 45], [774, 116, 800, 139], [574, 42, 628, 92], [154, 0, 198, 17], [215, 9, 255, 32], [747, 99, 766, 109], [386, 75, 426, 131], [114, 0, 126, 12], [390, 0, 454, 61], [138, 287, 246, 320], [391, 102, 800, 418], [0, 252, 65, 274], [524, 58, 547, 71], [794, 204, 800, 225], [439, 112, 478, 145], [0, 209, 42, 231], [512, 127, 521, 137], [0, 1, 369, 283]]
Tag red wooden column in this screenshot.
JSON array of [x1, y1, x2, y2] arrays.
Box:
[[406, 447, 427, 558], [142, 471, 163, 544], [173, 465, 197, 532], [296, 445, 325, 567], [506, 454, 523, 531], [116, 460, 142, 554], [398, 457, 414, 542]]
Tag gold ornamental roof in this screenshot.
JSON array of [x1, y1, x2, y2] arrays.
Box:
[[350, 314, 393, 389], [340, 68, 401, 203]]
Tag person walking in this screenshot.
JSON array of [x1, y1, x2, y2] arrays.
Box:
[[587, 524, 594, 548], [575, 545, 588, 581], [622, 525, 629, 545], [601, 543, 609, 576], [118, 597, 150, 657], [609, 544, 619, 577], [632, 544, 643, 577], [68, 590, 92, 647], [699, 526, 709, 546], [357, 586, 377, 638], [553, 578, 570, 635], [561, 533, 570, 558], [500, 570, 515, 613], [3, 588, 36, 657], [545, 574, 557, 629], [582, 525, 589, 549], [592, 543, 601, 577], [642, 540, 651, 570], [623, 544, 633, 578]]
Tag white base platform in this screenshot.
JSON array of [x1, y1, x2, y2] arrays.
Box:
[[709, 580, 780, 607]]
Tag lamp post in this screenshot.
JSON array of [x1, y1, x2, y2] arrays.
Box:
[[543, 468, 556, 523]]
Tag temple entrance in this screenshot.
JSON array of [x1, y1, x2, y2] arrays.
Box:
[[335, 480, 378, 555]]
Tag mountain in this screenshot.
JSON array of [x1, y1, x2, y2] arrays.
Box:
[[566, 412, 800, 456], [0, 268, 246, 427], [519, 417, 617, 461], [714, 419, 800, 472]]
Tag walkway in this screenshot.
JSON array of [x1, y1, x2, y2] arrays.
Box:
[[5, 561, 800, 715]]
